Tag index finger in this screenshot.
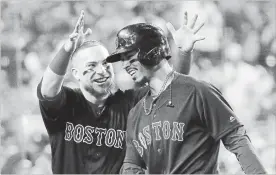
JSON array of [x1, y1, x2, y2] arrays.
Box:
[[74, 10, 85, 33], [193, 22, 204, 34], [183, 11, 188, 26]]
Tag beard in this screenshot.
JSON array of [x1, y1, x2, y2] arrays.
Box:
[[83, 80, 111, 98], [134, 75, 148, 88]]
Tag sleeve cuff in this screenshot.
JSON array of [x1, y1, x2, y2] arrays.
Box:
[[214, 123, 244, 142], [124, 158, 146, 169], [36, 79, 65, 107]]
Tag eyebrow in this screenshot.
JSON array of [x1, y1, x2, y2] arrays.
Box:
[[129, 58, 138, 64], [85, 60, 107, 66], [85, 62, 97, 66], [126, 51, 137, 57]]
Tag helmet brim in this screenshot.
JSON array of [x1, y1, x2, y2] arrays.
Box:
[[106, 48, 133, 63]]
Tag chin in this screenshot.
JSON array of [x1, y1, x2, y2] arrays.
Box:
[[134, 76, 147, 87], [83, 83, 108, 96]]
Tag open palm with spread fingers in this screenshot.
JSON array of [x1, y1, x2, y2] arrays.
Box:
[[64, 10, 92, 52], [166, 12, 205, 53]]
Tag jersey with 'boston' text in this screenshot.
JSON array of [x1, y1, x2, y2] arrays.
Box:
[[37, 81, 147, 174], [124, 73, 243, 174]]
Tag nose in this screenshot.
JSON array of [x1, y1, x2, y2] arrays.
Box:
[[122, 60, 130, 69], [95, 64, 107, 74]]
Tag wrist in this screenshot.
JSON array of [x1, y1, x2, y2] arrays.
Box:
[[178, 47, 193, 55], [63, 40, 75, 53], [49, 45, 73, 76]]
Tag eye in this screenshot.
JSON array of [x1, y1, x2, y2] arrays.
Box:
[[87, 63, 96, 68], [102, 60, 110, 68], [129, 59, 138, 64], [127, 51, 136, 58]]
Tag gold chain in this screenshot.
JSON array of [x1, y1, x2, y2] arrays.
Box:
[[143, 70, 175, 115]]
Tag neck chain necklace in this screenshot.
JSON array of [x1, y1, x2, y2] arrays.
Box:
[[97, 105, 106, 116], [143, 70, 175, 115]]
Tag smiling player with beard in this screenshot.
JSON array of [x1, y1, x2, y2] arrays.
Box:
[[37, 11, 204, 174]]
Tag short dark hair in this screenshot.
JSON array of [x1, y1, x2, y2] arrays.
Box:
[[71, 40, 104, 60]]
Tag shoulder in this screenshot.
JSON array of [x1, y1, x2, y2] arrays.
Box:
[[66, 86, 82, 97], [62, 86, 86, 105], [105, 89, 133, 107], [123, 87, 149, 99], [108, 89, 126, 102], [127, 101, 143, 126], [174, 72, 220, 95], [110, 87, 148, 104]]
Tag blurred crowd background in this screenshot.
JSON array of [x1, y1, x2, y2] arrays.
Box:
[[1, 0, 276, 174]]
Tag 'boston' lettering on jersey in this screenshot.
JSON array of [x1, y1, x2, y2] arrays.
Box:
[[133, 121, 185, 157], [64, 122, 126, 149]]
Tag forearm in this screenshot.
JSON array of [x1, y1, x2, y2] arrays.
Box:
[[222, 127, 267, 174], [41, 44, 73, 98], [177, 50, 192, 75], [120, 162, 145, 174]]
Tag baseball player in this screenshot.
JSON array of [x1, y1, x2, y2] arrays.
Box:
[[37, 11, 203, 174], [106, 16, 268, 174]]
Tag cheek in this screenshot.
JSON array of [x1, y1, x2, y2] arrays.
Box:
[[136, 64, 145, 74], [133, 61, 142, 70], [106, 65, 113, 77], [82, 67, 95, 76], [81, 71, 95, 81]]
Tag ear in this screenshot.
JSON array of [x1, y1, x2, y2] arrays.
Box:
[[71, 68, 80, 81]]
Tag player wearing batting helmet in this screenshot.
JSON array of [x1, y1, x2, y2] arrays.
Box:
[[107, 13, 268, 174], [37, 11, 202, 174]]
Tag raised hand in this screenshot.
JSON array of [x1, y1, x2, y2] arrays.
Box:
[[166, 12, 205, 53], [64, 10, 92, 52]]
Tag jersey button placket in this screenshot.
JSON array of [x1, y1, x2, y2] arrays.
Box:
[[152, 101, 157, 118], [157, 148, 162, 154], [95, 152, 101, 158]]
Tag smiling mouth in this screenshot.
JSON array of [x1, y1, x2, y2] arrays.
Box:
[[94, 77, 109, 83], [126, 68, 137, 76]]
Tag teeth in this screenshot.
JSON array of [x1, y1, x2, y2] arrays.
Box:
[[128, 69, 136, 76], [95, 77, 108, 83]]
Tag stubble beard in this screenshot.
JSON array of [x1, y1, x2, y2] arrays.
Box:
[[134, 76, 148, 88], [84, 82, 111, 99]]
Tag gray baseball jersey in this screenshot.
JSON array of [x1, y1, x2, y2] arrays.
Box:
[[124, 73, 242, 174]]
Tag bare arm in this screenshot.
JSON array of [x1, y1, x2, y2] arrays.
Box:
[[41, 46, 72, 99], [41, 10, 91, 98], [166, 12, 205, 75], [177, 50, 192, 75], [222, 126, 267, 174]]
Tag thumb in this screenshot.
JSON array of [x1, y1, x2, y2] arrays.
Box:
[[69, 33, 78, 41], [84, 28, 92, 37], [194, 35, 205, 42], [166, 22, 176, 36]]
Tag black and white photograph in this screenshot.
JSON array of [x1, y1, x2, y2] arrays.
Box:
[[0, 0, 275, 174]]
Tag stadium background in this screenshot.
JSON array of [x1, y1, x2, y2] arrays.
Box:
[[0, 0, 275, 174]]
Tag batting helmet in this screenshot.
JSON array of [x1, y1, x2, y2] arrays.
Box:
[[106, 23, 171, 67]]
